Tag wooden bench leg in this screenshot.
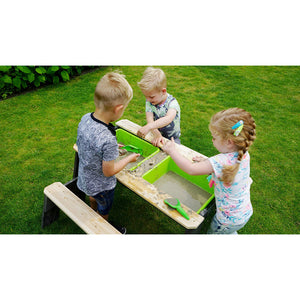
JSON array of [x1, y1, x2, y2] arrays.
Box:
[[41, 193, 60, 228], [41, 177, 85, 228], [73, 151, 79, 179]]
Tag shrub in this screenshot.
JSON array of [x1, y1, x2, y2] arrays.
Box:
[[0, 66, 94, 100]]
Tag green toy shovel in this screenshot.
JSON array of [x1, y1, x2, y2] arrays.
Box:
[[121, 144, 143, 155], [164, 198, 190, 220]]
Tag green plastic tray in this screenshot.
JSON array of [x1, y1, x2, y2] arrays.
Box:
[[116, 128, 160, 170], [142, 156, 215, 213]]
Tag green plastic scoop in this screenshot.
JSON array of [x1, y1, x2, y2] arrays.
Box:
[[164, 198, 190, 220], [121, 145, 143, 155]]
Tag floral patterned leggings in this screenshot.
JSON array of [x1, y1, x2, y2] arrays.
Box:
[[207, 214, 250, 234]]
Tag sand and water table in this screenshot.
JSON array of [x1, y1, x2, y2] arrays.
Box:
[[114, 119, 215, 230]]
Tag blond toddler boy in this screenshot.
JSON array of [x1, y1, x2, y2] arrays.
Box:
[[76, 72, 139, 233], [137, 67, 181, 146]]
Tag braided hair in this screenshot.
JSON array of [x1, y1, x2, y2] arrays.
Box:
[[209, 108, 256, 186]]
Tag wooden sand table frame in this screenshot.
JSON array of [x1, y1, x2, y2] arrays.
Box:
[[43, 119, 211, 233], [91, 119, 208, 229]]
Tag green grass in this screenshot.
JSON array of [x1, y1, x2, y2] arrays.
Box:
[[0, 66, 299, 234]]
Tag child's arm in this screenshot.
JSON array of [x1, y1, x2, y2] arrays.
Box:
[[162, 138, 213, 176], [137, 109, 177, 138], [102, 153, 140, 177], [145, 112, 163, 146], [192, 156, 207, 162]]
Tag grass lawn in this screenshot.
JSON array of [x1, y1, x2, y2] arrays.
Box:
[[0, 66, 299, 234]]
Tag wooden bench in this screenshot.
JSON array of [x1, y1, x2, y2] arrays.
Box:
[[43, 182, 121, 234]]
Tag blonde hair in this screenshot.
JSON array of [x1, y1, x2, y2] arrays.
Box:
[[137, 67, 167, 92], [209, 107, 256, 185], [94, 72, 133, 110]]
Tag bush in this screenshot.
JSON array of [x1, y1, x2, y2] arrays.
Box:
[[0, 66, 94, 100]]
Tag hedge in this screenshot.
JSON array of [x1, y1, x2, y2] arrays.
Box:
[[0, 66, 95, 100]]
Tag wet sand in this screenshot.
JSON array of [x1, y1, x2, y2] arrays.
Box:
[[152, 171, 212, 212]]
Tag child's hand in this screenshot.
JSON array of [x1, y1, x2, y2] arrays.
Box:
[[128, 153, 140, 163], [152, 136, 164, 147], [192, 156, 206, 163], [137, 125, 151, 138], [151, 133, 163, 147], [162, 137, 176, 154], [118, 144, 127, 156]]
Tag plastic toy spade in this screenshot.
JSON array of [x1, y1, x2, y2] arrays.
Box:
[[121, 144, 143, 155], [164, 198, 190, 220]]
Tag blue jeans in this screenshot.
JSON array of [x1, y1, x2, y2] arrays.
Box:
[[207, 214, 249, 234], [92, 188, 115, 215]]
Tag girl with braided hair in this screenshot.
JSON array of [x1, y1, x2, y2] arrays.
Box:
[[162, 108, 256, 234]]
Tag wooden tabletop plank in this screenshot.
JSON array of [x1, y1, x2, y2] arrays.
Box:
[[116, 119, 208, 161], [116, 170, 204, 229]]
